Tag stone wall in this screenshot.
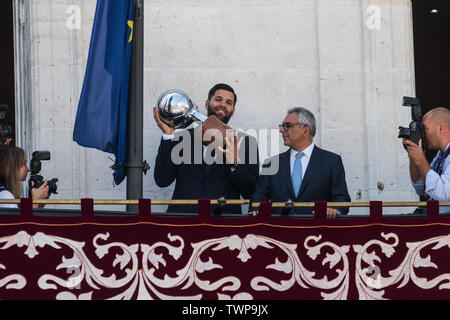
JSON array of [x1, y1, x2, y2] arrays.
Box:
[[19, 0, 417, 214]]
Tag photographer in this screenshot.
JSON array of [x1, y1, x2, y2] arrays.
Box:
[[404, 107, 450, 213], [0, 147, 50, 208]]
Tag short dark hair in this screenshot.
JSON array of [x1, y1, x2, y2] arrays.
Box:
[[208, 83, 237, 106]]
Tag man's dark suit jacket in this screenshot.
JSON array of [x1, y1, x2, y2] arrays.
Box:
[[251, 145, 351, 215], [154, 128, 259, 214]]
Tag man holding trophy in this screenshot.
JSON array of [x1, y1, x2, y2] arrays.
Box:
[[153, 83, 259, 215]]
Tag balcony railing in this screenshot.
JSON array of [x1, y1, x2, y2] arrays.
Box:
[[0, 198, 446, 217], [0, 198, 449, 300]]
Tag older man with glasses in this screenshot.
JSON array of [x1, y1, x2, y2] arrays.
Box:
[[249, 107, 351, 218]]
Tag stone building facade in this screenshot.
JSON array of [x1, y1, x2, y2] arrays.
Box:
[[12, 0, 417, 214]]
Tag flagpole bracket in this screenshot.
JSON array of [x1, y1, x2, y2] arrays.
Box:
[[143, 160, 150, 175], [125, 160, 150, 175]]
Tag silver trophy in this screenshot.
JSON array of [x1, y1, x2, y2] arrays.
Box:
[[157, 89, 233, 146], [157, 89, 207, 129]]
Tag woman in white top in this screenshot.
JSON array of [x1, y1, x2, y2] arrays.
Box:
[[0, 146, 49, 209]]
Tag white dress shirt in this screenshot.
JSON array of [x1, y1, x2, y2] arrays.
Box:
[[412, 142, 450, 213], [290, 143, 315, 179]]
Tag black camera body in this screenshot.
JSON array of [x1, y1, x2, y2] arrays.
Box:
[[0, 105, 13, 147], [28, 151, 58, 197], [398, 96, 423, 148]]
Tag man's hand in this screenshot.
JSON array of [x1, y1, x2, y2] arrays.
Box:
[[403, 139, 427, 165], [403, 138, 431, 181], [326, 208, 340, 219], [218, 130, 244, 165], [248, 210, 258, 216], [153, 107, 175, 135], [313, 208, 340, 219], [403, 138, 426, 183]]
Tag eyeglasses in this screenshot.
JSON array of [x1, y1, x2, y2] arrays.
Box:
[[278, 122, 304, 131]]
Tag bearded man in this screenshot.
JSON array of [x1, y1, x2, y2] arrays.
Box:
[[404, 107, 450, 213], [153, 83, 259, 214]]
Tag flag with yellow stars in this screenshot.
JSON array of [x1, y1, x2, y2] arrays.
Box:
[[74, 0, 135, 185]]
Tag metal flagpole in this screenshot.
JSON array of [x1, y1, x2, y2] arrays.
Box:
[[126, 0, 148, 212]]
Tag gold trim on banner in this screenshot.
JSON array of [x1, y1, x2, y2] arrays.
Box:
[[1, 221, 450, 229]]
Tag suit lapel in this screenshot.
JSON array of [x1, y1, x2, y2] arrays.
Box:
[[297, 146, 323, 199]]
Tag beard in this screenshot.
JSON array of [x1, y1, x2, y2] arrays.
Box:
[[207, 103, 232, 124]]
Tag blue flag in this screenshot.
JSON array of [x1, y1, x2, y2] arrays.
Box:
[[73, 0, 134, 185]]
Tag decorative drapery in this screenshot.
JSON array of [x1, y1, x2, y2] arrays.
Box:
[[0, 199, 449, 300]]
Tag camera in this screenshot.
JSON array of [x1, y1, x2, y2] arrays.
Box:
[[28, 151, 58, 197], [0, 105, 13, 147], [398, 96, 423, 148]]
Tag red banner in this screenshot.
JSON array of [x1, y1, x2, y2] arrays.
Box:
[[0, 211, 449, 300]]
